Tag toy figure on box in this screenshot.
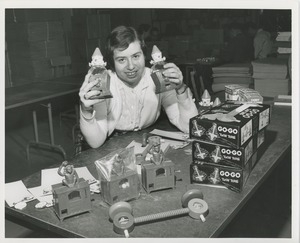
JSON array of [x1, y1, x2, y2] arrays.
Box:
[[140, 133, 175, 193], [142, 133, 165, 165], [79, 26, 197, 149], [150, 45, 177, 93], [94, 148, 140, 205], [87, 47, 112, 100], [58, 161, 79, 188], [53, 161, 92, 221]]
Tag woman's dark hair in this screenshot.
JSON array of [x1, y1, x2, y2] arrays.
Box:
[[104, 26, 147, 71]]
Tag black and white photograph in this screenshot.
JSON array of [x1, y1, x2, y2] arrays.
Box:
[[1, 0, 299, 242]]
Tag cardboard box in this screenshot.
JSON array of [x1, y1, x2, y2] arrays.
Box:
[[238, 88, 263, 103], [189, 102, 271, 148], [225, 84, 245, 101], [190, 152, 258, 192], [191, 129, 265, 168]]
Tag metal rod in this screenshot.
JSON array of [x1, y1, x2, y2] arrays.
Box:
[[47, 103, 55, 145], [32, 110, 39, 142]]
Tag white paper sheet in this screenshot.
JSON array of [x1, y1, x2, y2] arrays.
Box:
[[28, 186, 53, 205], [150, 129, 188, 141], [5, 180, 35, 207]]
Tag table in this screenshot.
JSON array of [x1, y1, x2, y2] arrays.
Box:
[[5, 74, 83, 165], [5, 105, 291, 238]]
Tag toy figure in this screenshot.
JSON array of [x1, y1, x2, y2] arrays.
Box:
[[142, 133, 164, 165], [149, 141, 164, 165], [58, 161, 79, 188], [112, 154, 126, 176], [199, 89, 213, 107], [150, 45, 176, 93], [141, 133, 175, 193], [212, 97, 221, 107], [150, 45, 166, 66], [88, 47, 113, 99]]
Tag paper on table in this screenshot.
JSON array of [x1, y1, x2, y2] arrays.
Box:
[[76, 167, 97, 184], [28, 186, 53, 205], [150, 129, 189, 141], [126, 140, 170, 154], [126, 140, 146, 155], [5, 180, 35, 207], [41, 167, 63, 194]]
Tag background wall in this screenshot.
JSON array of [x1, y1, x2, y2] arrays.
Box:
[[5, 8, 291, 88]]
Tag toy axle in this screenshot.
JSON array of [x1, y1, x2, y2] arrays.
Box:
[[134, 207, 189, 224]]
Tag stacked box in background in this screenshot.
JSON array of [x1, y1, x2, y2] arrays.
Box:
[[6, 10, 67, 85], [5, 9, 112, 86], [189, 101, 271, 192]]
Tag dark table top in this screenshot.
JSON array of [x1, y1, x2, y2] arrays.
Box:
[[5, 74, 84, 110], [5, 104, 291, 238]]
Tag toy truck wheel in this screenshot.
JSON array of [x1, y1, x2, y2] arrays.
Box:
[[181, 189, 204, 208], [109, 201, 132, 221]]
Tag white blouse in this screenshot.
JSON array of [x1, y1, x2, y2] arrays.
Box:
[[80, 67, 198, 148]]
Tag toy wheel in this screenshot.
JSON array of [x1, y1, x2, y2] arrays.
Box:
[[181, 189, 204, 208], [109, 201, 132, 221], [113, 212, 135, 235], [188, 198, 209, 220]]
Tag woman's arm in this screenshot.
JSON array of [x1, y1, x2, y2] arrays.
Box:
[[161, 88, 198, 133], [78, 72, 110, 148]]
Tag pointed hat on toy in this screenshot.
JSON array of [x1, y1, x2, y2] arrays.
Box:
[[151, 45, 161, 55], [202, 89, 211, 99], [92, 47, 103, 58], [212, 97, 221, 107]]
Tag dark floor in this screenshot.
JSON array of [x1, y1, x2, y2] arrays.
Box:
[[4, 106, 292, 238]]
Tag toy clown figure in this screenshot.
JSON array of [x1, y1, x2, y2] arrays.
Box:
[[88, 47, 112, 99], [199, 89, 213, 107], [150, 45, 166, 67], [150, 45, 177, 93]]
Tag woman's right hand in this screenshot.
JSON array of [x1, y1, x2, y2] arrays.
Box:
[[79, 72, 104, 116]]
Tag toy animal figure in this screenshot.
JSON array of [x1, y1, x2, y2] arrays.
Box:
[[142, 133, 164, 165], [88, 47, 113, 99], [150, 45, 176, 93], [58, 161, 79, 188], [141, 133, 175, 193]]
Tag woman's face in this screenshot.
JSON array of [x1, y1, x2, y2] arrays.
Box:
[[113, 40, 146, 88]]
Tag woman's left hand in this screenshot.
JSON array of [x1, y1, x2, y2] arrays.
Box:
[[162, 62, 183, 88]]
